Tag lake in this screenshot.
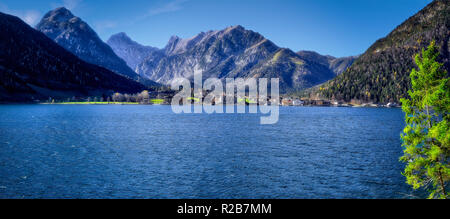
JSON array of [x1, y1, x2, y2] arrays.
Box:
[[0, 105, 416, 198]]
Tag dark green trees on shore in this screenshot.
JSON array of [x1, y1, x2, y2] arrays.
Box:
[[311, 0, 449, 104], [400, 42, 449, 199]]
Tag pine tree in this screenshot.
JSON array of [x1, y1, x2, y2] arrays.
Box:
[[400, 41, 449, 199]]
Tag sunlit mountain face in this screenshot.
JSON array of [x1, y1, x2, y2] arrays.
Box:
[[134, 25, 348, 93]]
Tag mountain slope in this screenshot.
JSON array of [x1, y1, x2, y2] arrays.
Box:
[[296, 51, 357, 75], [107, 32, 158, 71], [35, 7, 158, 86], [0, 12, 145, 102], [136, 25, 338, 92], [312, 0, 450, 103], [328, 56, 358, 75]]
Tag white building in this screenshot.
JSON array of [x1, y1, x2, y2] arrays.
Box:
[[292, 99, 304, 106]]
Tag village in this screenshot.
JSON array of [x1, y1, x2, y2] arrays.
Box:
[[43, 88, 400, 108], [153, 89, 401, 108]]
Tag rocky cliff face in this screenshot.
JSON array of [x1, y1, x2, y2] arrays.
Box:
[[313, 0, 450, 103], [107, 32, 158, 71], [0, 12, 146, 102], [136, 25, 339, 92], [35, 7, 158, 86]]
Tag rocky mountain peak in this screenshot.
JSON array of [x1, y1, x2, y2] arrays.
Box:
[[37, 7, 99, 42], [107, 32, 158, 71], [42, 7, 74, 21], [224, 25, 245, 32], [109, 32, 130, 41], [36, 8, 154, 85], [108, 32, 143, 47]]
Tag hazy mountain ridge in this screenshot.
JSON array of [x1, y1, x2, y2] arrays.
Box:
[[0, 12, 146, 102], [296, 50, 357, 75], [107, 32, 158, 71], [328, 56, 359, 75]]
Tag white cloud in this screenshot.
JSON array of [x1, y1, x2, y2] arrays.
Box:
[[0, 3, 41, 26], [148, 0, 188, 16], [130, 0, 188, 24], [63, 0, 82, 10], [93, 20, 117, 32], [22, 10, 41, 26], [50, 0, 82, 10]]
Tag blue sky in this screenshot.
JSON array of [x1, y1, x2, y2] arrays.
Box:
[[0, 0, 432, 57]]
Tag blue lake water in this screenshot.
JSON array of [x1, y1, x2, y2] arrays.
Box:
[[0, 105, 416, 198]]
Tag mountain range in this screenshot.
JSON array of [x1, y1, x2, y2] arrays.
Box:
[[0, 12, 145, 102], [141, 26, 345, 92], [35, 7, 158, 86], [35, 7, 350, 93], [107, 25, 352, 93], [0, 7, 358, 101], [307, 0, 449, 103], [1, 0, 447, 103]]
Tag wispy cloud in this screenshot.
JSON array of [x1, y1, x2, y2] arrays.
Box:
[[0, 3, 41, 26], [93, 20, 117, 33], [22, 10, 41, 26], [147, 0, 188, 16], [63, 0, 82, 10], [50, 0, 82, 10], [130, 0, 188, 25]]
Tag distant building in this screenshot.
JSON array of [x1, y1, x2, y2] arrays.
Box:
[[314, 100, 331, 106], [282, 98, 293, 106], [269, 98, 279, 105], [332, 101, 344, 106], [292, 99, 304, 106], [387, 102, 398, 108]]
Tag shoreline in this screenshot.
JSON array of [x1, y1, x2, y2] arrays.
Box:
[[0, 102, 402, 108]]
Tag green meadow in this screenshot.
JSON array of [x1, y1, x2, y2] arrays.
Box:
[[43, 102, 140, 105]]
